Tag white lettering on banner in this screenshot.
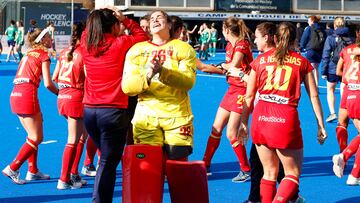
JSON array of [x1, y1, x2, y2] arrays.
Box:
[[40, 14, 71, 29], [258, 115, 286, 123], [259, 94, 289, 104], [133, 11, 360, 21]]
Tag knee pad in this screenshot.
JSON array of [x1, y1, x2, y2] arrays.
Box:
[[122, 144, 165, 203], [164, 144, 193, 160], [166, 160, 209, 203]]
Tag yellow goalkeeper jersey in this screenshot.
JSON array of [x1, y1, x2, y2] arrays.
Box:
[[122, 39, 197, 117]]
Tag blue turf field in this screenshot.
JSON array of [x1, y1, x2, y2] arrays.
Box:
[[0, 53, 359, 202]]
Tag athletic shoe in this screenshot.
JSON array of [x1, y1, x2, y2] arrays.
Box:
[[232, 170, 251, 183], [206, 166, 212, 176], [346, 174, 360, 186], [25, 171, 50, 181], [332, 153, 345, 178], [326, 113, 337, 123], [2, 165, 26, 184], [57, 179, 82, 190], [70, 174, 87, 186], [81, 164, 96, 177]]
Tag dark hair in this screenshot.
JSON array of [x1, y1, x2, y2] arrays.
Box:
[[223, 17, 249, 40], [10, 20, 15, 25], [86, 8, 118, 56], [47, 21, 54, 26], [149, 10, 174, 38], [274, 22, 296, 65], [67, 22, 85, 62], [30, 19, 37, 26], [354, 24, 360, 61], [256, 22, 276, 47], [17, 20, 24, 27], [171, 15, 183, 37]]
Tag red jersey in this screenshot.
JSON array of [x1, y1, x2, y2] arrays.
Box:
[[225, 39, 253, 87], [80, 18, 148, 108], [340, 44, 360, 89], [13, 49, 50, 87], [56, 46, 85, 90], [250, 49, 313, 107]]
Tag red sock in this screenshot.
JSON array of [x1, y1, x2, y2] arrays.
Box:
[[203, 129, 221, 167], [273, 175, 299, 203], [10, 138, 38, 171], [351, 146, 360, 178], [230, 139, 250, 172], [260, 178, 276, 203], [336, 124, 348, 152], [84, 137, 97, 166], [71, 140, 85, 175], [343, 135, 360, 162], [28, 149, 38, 173], [60, 144, 77, 182]]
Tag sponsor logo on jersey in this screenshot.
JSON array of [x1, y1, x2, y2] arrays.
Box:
[[58, 94, 72, 99], [58, 83, 72, 90], [13, 78, 30, 84], [347, 83, 360, 91], [258, 115, 286, 123], [347, 95, 357, 100], [10, 92, 22, 97], [259, 94, 289, 104]]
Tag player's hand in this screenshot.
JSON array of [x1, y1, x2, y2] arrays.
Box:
[[317, 127, 327, 145], [147, 56, 163, 80], [106, 6, 125, 21], [237, 122, 249, 145]]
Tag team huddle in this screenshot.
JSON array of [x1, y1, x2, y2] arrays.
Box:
[[2, 6, 360, 203]]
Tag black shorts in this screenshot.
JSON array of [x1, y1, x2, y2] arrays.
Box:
[[7, 39, 15, 47], [326, 73, 340, 83]]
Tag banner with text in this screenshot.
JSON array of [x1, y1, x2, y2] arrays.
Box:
[[216, 0, 291, 13]]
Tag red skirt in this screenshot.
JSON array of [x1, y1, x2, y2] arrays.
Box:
[[219, 85, 246, 114], [340, 85, 349, 109], [346, 90, 360, 119], [251, 101, 303, 149], [10, 83, 40, 115], [58, 88, 84, 118]]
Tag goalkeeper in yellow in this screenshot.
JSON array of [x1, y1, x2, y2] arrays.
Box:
[[122, 11, 196, 160]]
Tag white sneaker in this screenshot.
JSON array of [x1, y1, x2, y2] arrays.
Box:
[[332, 153, 345, 178], [2, 165, 26, 184], [25, 171, 50, 181], [70, 174, 87, 185], [346, 174, 360, 185], [232, 171, 251, 183], [81, 164, 97, 177], [57, 179, 82, 190]]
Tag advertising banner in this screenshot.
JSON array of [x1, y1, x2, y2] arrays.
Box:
[[216, 0, 291, 13]]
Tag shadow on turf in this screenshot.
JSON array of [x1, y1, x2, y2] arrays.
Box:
[[0, 69, 17, 76], [336, 196, 360, 203], [207, 156, 354, 180]]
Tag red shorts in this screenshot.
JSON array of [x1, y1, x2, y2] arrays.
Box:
[[219, 85, 246, 114], [346, 90, 360, 119], [10, 83, 40, 115], [250, 101, 303, 149], [58, 88, 84, 118], [340, 85, 349, 109]]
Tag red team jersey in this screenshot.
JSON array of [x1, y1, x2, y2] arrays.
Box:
[[225, 39, 253, 87], [13, 49, 50, 87], [342, 45, 360, 119], [56, 46, 85, 118], [220, 39, 253, 113], [250, 49, 313, 149], [10, 49, 50, 115]]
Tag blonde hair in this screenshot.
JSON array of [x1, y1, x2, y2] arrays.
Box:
[[27, 28, 48, 51], [274, 22, 296, 65], [334, 17, 345, 28]]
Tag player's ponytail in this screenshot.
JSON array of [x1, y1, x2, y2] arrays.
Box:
[[86, 8, 118, 56], [237, 19, 250, 40], [67, 22, 85, 62], [274, 22, 296, 65]]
